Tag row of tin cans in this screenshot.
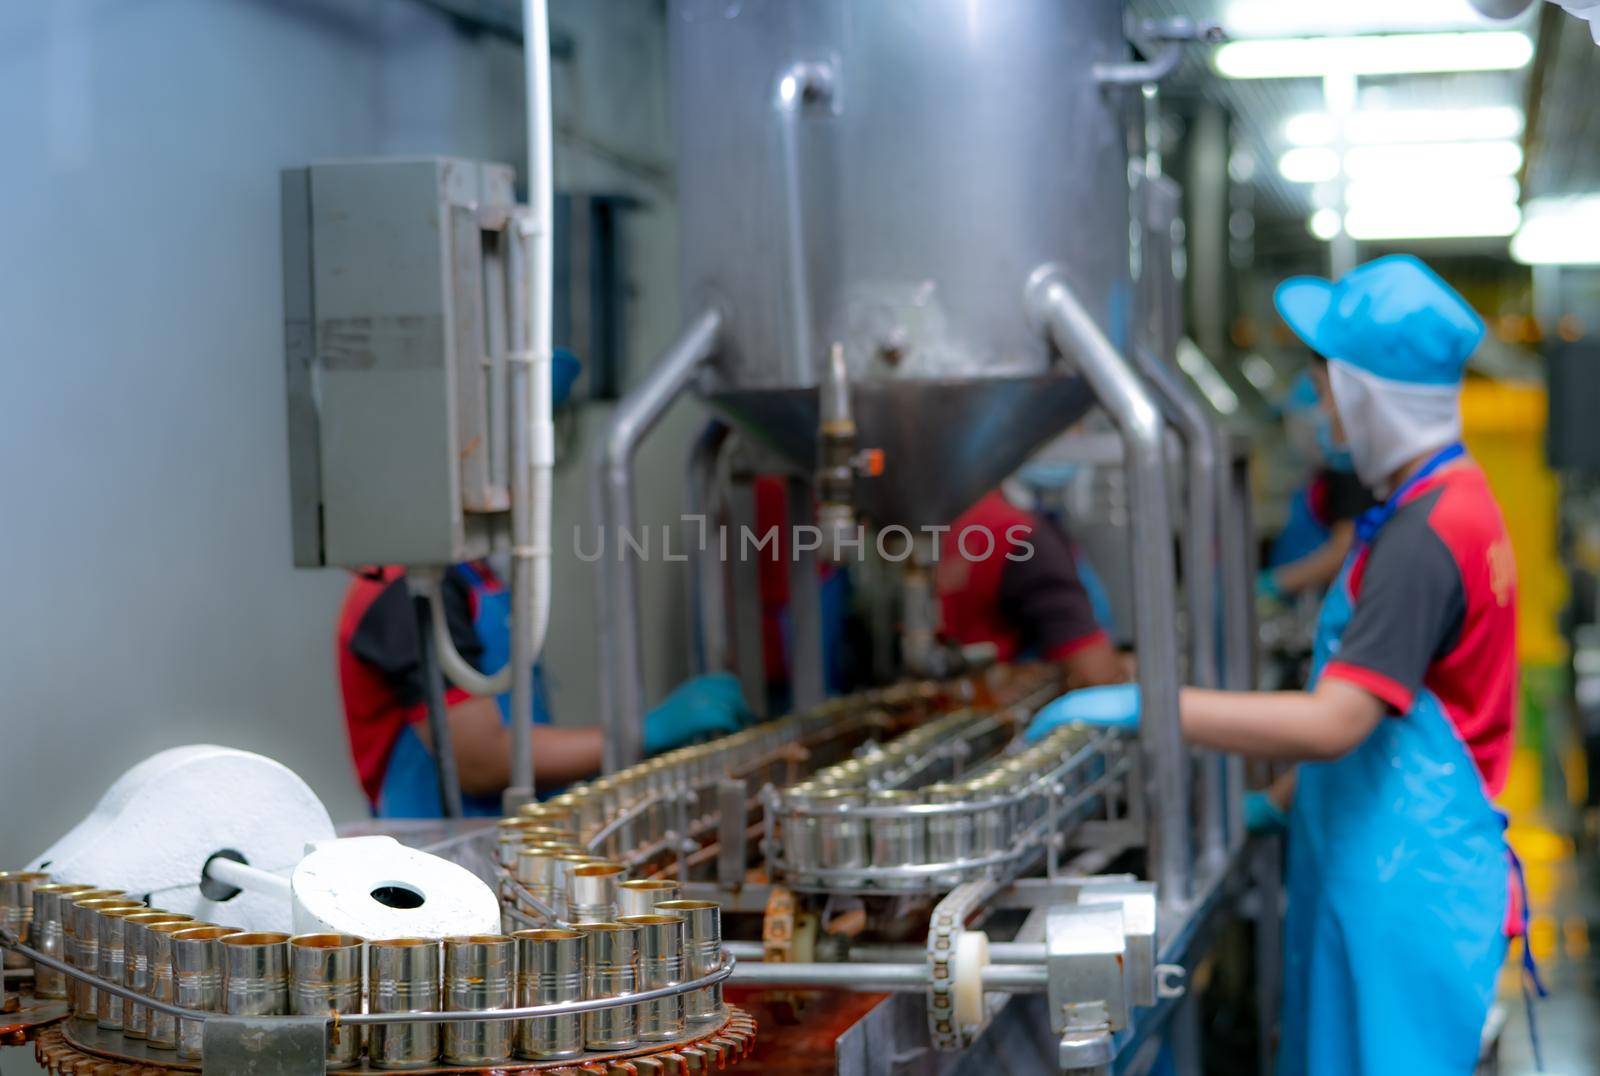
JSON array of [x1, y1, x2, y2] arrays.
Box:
[[776, 723, 1100, 889], [4, 873, 726, 1069]]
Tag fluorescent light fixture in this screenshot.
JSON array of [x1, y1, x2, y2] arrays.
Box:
[[1344, 200, 1521, 240], [1511, 195, 1600, 265], [1309, 208, 1343, 240], [1345, 175, 1521, 209], [1215, 32, 1534, 79], [1224, 0, 1503, 38], [1343, 140, 1523, 180], [1284, 106, 1524, 146], [1279, 147, 1339, 183]]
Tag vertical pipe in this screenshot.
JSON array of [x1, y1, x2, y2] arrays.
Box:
[[593, 308, 723, 771], [685, 420, 732, 675], [1026, 266, 1190, 917], [506, 212, 537, 807], [773, 62, 836, 385], [414, 589, 465, 818], [787, 477, 826, 709]]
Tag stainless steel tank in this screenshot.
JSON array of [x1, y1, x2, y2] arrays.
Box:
[[668, 0, 1133, 528]]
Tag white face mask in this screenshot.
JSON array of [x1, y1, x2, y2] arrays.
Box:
[[1326, 362, 1462, 494]]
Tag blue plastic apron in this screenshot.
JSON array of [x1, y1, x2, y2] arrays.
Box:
[[377, 563, 551, 818], [1279, 445, 1511, 1075]]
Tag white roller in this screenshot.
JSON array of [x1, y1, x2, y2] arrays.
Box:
[[290, 836, 500, 939], [27, 746, 336, 932], [952, 930, 991, 1032]]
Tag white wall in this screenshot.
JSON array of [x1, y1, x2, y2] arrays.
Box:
[[0, 0, 703, 874]]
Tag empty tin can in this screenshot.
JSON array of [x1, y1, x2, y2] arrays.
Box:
[[617, 914, 685, 1041], [443, 934, 514, 1065], [221, 931, 290, 1017], [29, 883, 95, 999], [289, 933, 365, 1070], [925, 783, 975, 885], [121, 912, 193, 1037], [513, 928, 583, 1059], [70, 896, 141, 1020], [966, 775, 1011, 857], [0, 870, 50, 970], [172, 925, 237, 1059], [578, 922, 639, 1050], [868, 789, 926, 890], [618, 879, 680, 918], [813, 789, 867, 871], [655, 900, 722, 1026], [567, 862, 625, 924], [97, 904, 153, 1028], [513, 847, 562, 923], [145, 919, 209, 1050], [368, 937, 441, 1068]]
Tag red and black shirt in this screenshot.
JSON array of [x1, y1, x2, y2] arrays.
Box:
[[1321, 460, 1518, 797], [936, 492, 1107, 663]]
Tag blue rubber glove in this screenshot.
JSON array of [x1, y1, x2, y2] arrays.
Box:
[[1024, 683, 1141, 742], [1256, 568, 1285, 603], [643, 673, 751, 755], [1244, 790, 1289, 834]]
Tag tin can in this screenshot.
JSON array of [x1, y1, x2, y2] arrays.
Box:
[[618, 879, 680, 918], [813, 788, 867, 871], [172, 925, 237, 1059], [655, 899, 722, 1026], [966, 775, 1011, 858], [443, 934, 514, 1065], [70, 896, 141, 1020], [513, 847, 562, 923], [29, 884, 95, 998], [221, 931, 290, 1018], [289, 933, 365, 1070], [578, 922, 639, 1050], [516, 803, 575, 829], [567, 862, 625, 924], [925, 783, 975, 885], [97, 904, 154, 1028], [0, 871, 50, 970], [868, 789, 926, 890], [617, 914, 685, 1041], [513, 928, 583, 1059], [368, 937, 441, 1068], [121, 912, 192, 1037], [552, 853, 603, 918], [145, 919, 210, 1050]]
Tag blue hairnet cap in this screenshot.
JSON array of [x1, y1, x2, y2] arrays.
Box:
[[1272, 254, 1483, 387]]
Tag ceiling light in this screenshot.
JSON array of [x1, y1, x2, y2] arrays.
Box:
[[1278, 147, 1339, 183], [1343, 140, 1523, 180], [1284, 106, 1524, 146], [1344, 201, 1521, 240], [1214, 32, 1534, 79], [1511, 195, 1600, 265], [1344, 175, 1521, 208], [1223, 0, 1504, 38], [1309, 209, 1343, 240]]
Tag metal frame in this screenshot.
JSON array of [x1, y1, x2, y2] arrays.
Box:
[[593, 307, 724, 772]]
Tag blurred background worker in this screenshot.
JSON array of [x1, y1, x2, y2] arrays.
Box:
[[1261, 372, 1377, 603], [337, 562, 751, 817], [938, 484, 1125, 688], [1030, 255, 1526, 1074]]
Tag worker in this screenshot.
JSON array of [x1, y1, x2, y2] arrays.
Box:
[[938, 484, 1125, 688], [1260, 371, 1375, 602], [337, 562, 751, 817], [1028, 255, 1528, 1074]]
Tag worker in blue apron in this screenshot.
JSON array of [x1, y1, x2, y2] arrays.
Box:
[[1027, 255, 1537, 1073]]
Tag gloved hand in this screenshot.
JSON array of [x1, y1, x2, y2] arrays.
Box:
[[1024, 683, 1141, 742], [1244, 790, 1289, 834], [643, 673, 752, 755], [1256, 568, 1285, 604]]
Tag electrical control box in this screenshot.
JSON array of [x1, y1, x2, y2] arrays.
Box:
[[281, 158, 519, 568]]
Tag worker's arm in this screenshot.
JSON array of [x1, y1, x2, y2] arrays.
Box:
[[1180, 678, 1384, 762], [1060, 636, 1126, 688], [1267, 519, 1355, 597], [1000, 515, 1124, 687], [410, 698, 603, 796]]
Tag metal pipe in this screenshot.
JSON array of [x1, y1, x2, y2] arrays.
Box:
[[773, 60, 836, 384], [1218, 439, 1257, 854], [685, 420, 732, 676], [203, 858, 293, 902], [726, 960, 1047, 993], [414, 588, 466, 818], [1026, 266, 1190, 918], [593, 307, 724, 771], [723, 939, 1048, 966], [506, 211, 537, 807]]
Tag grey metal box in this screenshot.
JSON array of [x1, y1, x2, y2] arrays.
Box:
[[281, 157, 516, 568]]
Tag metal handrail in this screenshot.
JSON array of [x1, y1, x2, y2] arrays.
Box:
[[0, 927, 735, 1026]]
